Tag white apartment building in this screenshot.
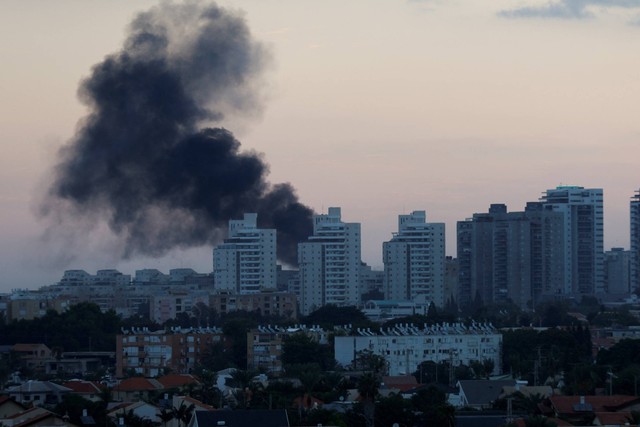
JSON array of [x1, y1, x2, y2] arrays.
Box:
[[298, 207, 361, 315], [383, 211, 445, 307], [540, 186, 604, 295], [334, 322, 502, 376], [213, 213, 277, 294]]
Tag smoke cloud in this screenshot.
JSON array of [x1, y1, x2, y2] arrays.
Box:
[[41, 1, 313, 266]]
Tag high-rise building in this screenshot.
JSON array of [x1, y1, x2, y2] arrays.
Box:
[[540, 186, 604, 295], [456, 203, 564, 309], [631, 190, 640, 293], [298, 207, 361, 315], [213, 213, 277, 294], [383, 211, 445, 307], [604, 248, 633, 295]]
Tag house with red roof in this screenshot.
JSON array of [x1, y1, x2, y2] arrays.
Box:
[[62, 380, 105, 402], [1, 406, 78, 427], [112, 377, 164, 402], [156, 374, 201, 391], [544, 395, 640, 426]]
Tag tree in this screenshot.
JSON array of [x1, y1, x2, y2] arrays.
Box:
[[412, 386, 455, 427], [171, 402, 195, 427], [282, 333, 334, 371], [157, 409, 174, 427], [351, 349, 388, 376], [357, 372, 379, 427], [302, 305, 373, 330]]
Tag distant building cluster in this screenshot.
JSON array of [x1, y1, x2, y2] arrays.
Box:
[[1, 185, 639, 321]]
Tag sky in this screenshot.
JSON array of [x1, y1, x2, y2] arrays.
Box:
[[1, 0, 640, 291]]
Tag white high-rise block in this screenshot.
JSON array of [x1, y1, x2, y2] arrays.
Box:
[[213, 213, 277, 294], [298, 207, 361, 315], [383, 211, 445, 307]]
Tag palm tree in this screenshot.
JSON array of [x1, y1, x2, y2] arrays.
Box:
[[358, 372, 379, 427], [157, 409, 174, 427], [228, 369, 258, 408], [171, 402, 195, 427]]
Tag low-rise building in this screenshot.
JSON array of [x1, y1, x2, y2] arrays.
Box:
[[209, 292, 298, 319], [116, 327, 225, 378], [247, 325, 328, 375], [334, 322, 502, 376]]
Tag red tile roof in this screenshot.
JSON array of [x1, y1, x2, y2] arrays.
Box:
[[62, 380, 103, 394], [293, 394, 324, 409], [157, 374, 201, 389], [550, 395, 640, 413], [114, 377, 163, 391], [179, 396, 216, 411]]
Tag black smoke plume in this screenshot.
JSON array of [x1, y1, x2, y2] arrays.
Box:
[[41, 1, 313, 266]]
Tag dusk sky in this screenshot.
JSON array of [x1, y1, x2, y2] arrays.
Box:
[[1, 0, 640, 291]]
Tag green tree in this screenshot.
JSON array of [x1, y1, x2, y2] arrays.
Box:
[[351, 349, 388, 376], [412, 385, 455, 427], [357, 372, 379, 427], [157, 409, 174, 427], [171, 402, 195, 427], [282, 333, 334, 370], [302, 305, 373, 330]]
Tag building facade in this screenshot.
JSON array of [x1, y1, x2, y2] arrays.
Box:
[[383, 211, 445, 307], [334, 322, 502, 376], [247, 325, 328, 375], [116, 327, 225, 377], [457, 201, 566, 309], [297, 207, 362, 315], [604, 248, 633, 295], [540, 186, 604, 295], [213, 213, 277, 294], [209, 291, 298, 319], [631, 190, 640, 293]]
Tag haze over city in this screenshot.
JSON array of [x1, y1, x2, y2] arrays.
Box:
[[1, 0, 639, 292]]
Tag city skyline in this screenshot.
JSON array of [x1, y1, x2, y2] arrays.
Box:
[[1, 0, 640, 291]]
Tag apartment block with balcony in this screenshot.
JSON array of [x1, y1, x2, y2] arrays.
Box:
[[116, 327, 225, 377], [213, 213, 277, 294]]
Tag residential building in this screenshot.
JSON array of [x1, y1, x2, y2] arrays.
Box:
[[334, 322, 502, 376], [116, 327, 225, 377], [383, 211, 445, 307], [247, 325, 327, 375], [361, 300, 430, 321], [540, 185, 604, 295], [4, 381, 72, 406], [444, 256, 458, 307], [604, 248, 633, 295], [298, 207, 362, 315], [150, 291, 210, 324], [213, 213, 277, 294], [6, 292, 70, 322], [457, 201, 565, 309], [11, 344, 53, 373], [631, 189, 640, 293], [209, 291, 298, 319]]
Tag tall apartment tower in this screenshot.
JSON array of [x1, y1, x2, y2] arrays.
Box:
[[540, 186, 604, 295], [298, 207, 361, 315], [383, 211, 445, 307], [456, 203, 564, 309], [213, 213, 277, 294], [631, 190, 640, 293]]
